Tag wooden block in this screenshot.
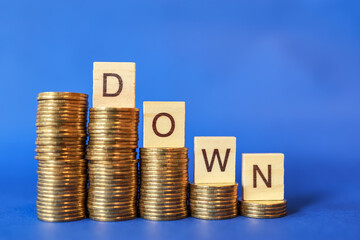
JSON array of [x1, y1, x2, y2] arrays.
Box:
[[194, 137, 236, 184], [242, 153, 284, 200], [143, 102, 185, 148], [93, 62, 136, 108]]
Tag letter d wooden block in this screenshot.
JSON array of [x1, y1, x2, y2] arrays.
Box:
[[143, 102, 185, 148], [93, 62, 136, 107], [194, 137, 236, 184], [242, 153, 284, 200]]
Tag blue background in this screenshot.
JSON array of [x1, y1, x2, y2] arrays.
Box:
[[1, 0, 359, 239]]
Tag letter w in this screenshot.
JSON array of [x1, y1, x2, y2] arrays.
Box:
[[202, 149, 231, 172]]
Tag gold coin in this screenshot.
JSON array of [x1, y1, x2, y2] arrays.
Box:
[[87, 200, 136, 207], [241, 212, 287, 219], [139, 185, 187, 191], [37, 111, 88, 116], [140, 181, 188, 186], [37, 211, 86, 220], [37, 201, 84, 209], [190, 193, 238, 200], [90, 107, 138, 111], [89, 114, 139, 119], [241, 208, 287, 215], [139, 196, 187, 202], [87, 147, 136, 152], [240, 205, 287, 211], [191, 205, 237, 213], [37, 92, 88, 100], [140, 147, 188, 152], [139, 212, 187, 220], [140, 169, 188, 174], [88, 178, 138, 184], [89, 137, 138, 142], [88, 163, 138, 169], [36, 126, 87, 131], [35, 148, 85, 153], [88, 131, 138, 135], [87, 144, 137, 149], [88, 119, 138, 124], [140, 156, 188, 160], [88, 162, 138, 168], [190, 183, 238, 190], [189, 199, 237, 205], [36, 135, 87, 140], [140, 214, 187, 221], [190, 194, 238, 200], [36, 160, 86, 165], [88, 122, 138, 127], [36, 153, 85, 158], [139, 200, 186, 208], [240, 200, 287, 208], [190, 212, 237, 220], [37, 186, 86, 193], [89, 215, 136, 222], [190, 202, 237, 210], [88, 190, 137, 197], [88, 168, 137, 175], [36, 206, 84, 214], [37, 214, 86, 222], [87, 156, 137, 161], [140, 160, 188, 164], [37, 105, 87, 110], [37, 101, 88, 106], [140, 187, 186, 193]]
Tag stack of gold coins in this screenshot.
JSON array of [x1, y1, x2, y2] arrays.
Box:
[[239, 200, 287, 218], [35, 92, 88, 222], [87, 107, 139, 221], [139, 148, 189, 221], [189, 183, 238, 220]]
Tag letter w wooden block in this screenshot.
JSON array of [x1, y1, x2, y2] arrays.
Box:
[[194, 137, 236, 184], [242, 153, 284, 200], [93, 62, 136, 108], [143, 102, 185, 148]]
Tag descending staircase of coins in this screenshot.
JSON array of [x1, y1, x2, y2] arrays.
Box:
[[35, 62, 287, 222]]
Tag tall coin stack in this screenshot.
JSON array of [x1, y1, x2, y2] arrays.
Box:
[[35, 92, 88, 222], [239, 200, 287, 218], [87, 107, 139, 221], [189, 183, 238, 220], [139, 148, 189, 221]]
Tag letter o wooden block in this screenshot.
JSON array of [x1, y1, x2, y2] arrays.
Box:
[[242, 153, 284, 200], [93, 62, 136, 108], [143, 102, 185, 148]]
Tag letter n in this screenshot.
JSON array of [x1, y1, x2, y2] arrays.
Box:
[[253, 165, 271, 188]]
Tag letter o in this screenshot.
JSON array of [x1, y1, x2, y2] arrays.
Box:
[[152, 113, 175, 137]]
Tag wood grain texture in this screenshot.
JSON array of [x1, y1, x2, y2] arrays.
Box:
[[143, 101, 185, 148], [194, 137, 236, 184], [93, 62, 136, 108], [242, 153, 284, 200]]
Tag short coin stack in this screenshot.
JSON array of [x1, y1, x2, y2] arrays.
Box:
[[239, 200, 287, 218], [35, 92, 88, 222], [87, 107, 139, 221], [189, 183, 238, 220], [139, 148, 189, 221]]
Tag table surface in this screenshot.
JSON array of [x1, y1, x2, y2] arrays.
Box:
[[1, 153, 359, 240]]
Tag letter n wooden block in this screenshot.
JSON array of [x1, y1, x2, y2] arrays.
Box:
[[194, 137, 236, 184], [143, 102, 185, 148], [242, 153, 284, 200], [93, 62, 136, 107]]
